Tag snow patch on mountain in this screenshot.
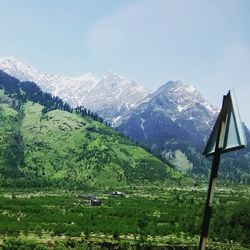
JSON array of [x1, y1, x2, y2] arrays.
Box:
[[0, 57, 150, 121], [116, 80, 219, 148]]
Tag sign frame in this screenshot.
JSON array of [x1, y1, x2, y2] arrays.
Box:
[[203, 90, 246, 157]]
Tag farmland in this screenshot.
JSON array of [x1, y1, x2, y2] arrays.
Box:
[[0, 185, 249, 249]]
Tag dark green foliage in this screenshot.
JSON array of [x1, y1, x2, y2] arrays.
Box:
[[75, 105, 104, 123], [3, 131, 24, 176], [2, 237, 47, 250], [211, 198, 250, 246], [0, 94, 24, 184]]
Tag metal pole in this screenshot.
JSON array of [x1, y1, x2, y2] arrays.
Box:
[[198, 150, 221, 250], [198, 95, 229, 250]]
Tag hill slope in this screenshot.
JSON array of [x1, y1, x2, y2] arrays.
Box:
[[0, 73, 184, 188]]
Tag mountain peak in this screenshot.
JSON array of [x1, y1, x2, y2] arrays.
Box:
[[0, 57, 149, 120], [0, 56, 27, 67], [0, 56, 19, 63], [103, 71, 123, 80], [0, 56, 41, 82], [158, 80, 196, 94], [0, 56, 33, 69], [137, 79, 218, 118], [75, 72, 98, 82]]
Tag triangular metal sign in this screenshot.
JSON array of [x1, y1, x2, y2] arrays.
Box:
[[203, 90, 246, 157]]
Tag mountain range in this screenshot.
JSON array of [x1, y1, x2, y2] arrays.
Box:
[[0, 57, 249, 183], [117, 81, 250, 182], [116, 80, 218, 146], [0, 57, 149, 123]]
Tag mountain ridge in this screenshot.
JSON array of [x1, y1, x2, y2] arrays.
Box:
[[0, 57, 150, 122], [116, 80, 218, 145], [1, 57, 249, 183], [116, 80, 250, 183]]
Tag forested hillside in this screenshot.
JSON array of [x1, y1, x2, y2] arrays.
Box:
[[0, 71, 185, 188]]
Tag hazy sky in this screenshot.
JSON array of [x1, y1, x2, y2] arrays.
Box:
[[0, 0, 250, 126]]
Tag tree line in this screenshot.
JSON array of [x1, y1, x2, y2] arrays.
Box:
[[0, 70, 103, 123]]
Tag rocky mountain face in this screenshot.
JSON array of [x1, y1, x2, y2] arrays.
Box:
[[0, 57, 150, 122], [81, 72, 149, 122], [116, 81, 250, 182], [116, 81, 218, 147]]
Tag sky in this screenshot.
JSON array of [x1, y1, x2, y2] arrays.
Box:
[[0, 0, 250, 126]]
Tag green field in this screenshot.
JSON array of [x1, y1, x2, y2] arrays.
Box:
[[0, 186, 249, 249]]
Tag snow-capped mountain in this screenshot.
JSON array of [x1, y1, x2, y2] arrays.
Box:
[[1, 56, 249, 181], [0, 57, 150, 121], [0, 56, 218, 145], [116, 80, 221, 173], [117, 80, 218, 151], [81, 71, 150, 121], [116, 81, 217, 124]]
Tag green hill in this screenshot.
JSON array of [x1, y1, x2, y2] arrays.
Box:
[[0, 87, 185, 188]]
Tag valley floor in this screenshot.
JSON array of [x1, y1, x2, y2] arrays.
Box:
[[0, 185, 249, 249]]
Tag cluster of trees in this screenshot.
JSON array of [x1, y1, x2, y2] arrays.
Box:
[[74, 105, 103, 123], [2, 131, 25, 178], [211, 198, 250, 245]]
